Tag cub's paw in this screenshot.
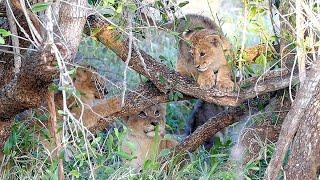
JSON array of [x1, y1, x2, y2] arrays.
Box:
[[197, 73, 215, 90], [216, 80, 234, 92]]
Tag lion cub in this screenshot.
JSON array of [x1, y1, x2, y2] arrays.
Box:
[[171, 14, 234, 91], [122, 104, 178, 169]]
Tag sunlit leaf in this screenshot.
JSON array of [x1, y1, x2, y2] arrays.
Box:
[[0, 29, 11, 37], [70, 170, 80, 178], [178, 1, 189, 7], [0, 36, 5, 44], [32, 2, 50, 13]]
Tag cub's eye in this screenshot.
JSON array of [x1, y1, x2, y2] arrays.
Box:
[[189, 50, 194, 56], [154, 110, 160, 117], [138, 111, 147, 118], [200, 52, 206, 57]]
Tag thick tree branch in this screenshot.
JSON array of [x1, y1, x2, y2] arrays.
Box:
[[0, 0, 88, 120], [0, 48, 57, 120], [175, 106, 244, 152], [88, 15, 299, 108]]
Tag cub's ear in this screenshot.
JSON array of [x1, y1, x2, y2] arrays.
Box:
[[207, 35, 231, 50], [183, 30, 195, 40], [207, 35, 221, 47]]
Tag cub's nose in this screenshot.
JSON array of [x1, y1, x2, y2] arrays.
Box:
[[151, 121, 159, 126], [103, 88, 108, 95]]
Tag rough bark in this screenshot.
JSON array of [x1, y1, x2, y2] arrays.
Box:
[[0, 0, 88, 120], [58, 1, 87, 60], [265, 61, 320, 180], [285, 84, 320, 179], [0, 48, 57, 120], [175, 106, 244, 152]]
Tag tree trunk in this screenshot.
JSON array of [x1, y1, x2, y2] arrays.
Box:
[[265, 61, 320, 179], [285, 84, 320, 179]]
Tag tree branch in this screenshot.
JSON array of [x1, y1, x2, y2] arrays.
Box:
[[0, 48, 57, 120], [175, 106, 244, 152], [88, 15, 299, 107], [0, 0, 88, 120]]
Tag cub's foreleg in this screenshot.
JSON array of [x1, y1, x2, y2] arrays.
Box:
[[197, 70, 216, 90], [216, 65, 234, 92]]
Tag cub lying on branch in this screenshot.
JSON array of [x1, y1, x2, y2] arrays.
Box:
[[122, 104, 178, 169], [163, 14, 235, 91]]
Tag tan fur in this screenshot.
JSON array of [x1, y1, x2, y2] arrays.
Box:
[[37, 67, 109, 151], [122, 104, 178, 169], [178, 29, 234, 91], [161, 14, 234, 91]]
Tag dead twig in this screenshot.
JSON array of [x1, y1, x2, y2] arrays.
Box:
[[46, 92, 64, 180]]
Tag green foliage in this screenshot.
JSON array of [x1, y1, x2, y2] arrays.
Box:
[[31, 2, 50, 13], [0, 29, 11, 44], [166, 101, 195, 133], [169, 91, 183, 102], [1, 0, 282, 178]]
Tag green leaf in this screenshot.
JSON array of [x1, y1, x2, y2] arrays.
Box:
[[127, 3, 137, 13], [32, 2, 50, 13], [103, 0, 115, 6], [114, 128, 119, 139], [169, 91, 174, 101], [0, 36, 5, 44], [104, 166, 115, 175], [48, 83, 59, 93], [178, 1, 189, 7], [116, 150, 135, 160], [3, 138, 13, 155], [70, 170, 80, 178], [159, 148, 170, 157], [116, 4, 123, 14], [169, 31, 180, 36], [68, 68, 77, 77], [57, 110, 67, 116], [176, 92, 183, 98], [159, 74, 165, 84], [255, 54, 267, 66], [0, 29, 11, 37]]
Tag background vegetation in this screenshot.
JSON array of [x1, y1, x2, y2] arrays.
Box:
[[1, 0, 318, 179]]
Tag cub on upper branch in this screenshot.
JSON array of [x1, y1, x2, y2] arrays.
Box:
[[165, 14, 234, 91]]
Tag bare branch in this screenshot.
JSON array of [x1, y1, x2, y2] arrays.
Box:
[[5, 0, 21, 74], [46, 92, 64, 180]]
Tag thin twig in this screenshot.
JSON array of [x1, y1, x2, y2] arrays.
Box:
[[121, 13, 133, 107], [46, 92, 64, 180], [5, 0, 21, 74]]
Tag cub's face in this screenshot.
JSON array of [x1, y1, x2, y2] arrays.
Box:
[[74, 68, 108, 105], [185, 30, 230, 72], [125, 104, 166, 137]]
